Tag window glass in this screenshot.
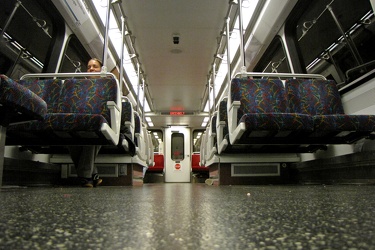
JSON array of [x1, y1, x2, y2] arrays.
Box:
[[59, 35, 90, 73], [150, 130, 163, 153], [0, 0, 55, 77], [192, 130, 205, 153], [254, 37, 290, 73], [295, 0, 375, 85], [171, 133, 184, 161]]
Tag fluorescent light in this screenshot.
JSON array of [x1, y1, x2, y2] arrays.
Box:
[[201, 117, 209, 127]]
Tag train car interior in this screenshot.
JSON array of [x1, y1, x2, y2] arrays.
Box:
[[1, 0, 375, 248]]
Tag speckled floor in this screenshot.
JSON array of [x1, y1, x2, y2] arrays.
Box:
[[0, 183, 375, 250]]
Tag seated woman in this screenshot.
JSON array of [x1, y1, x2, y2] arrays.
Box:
[[68, 58, 103, 187]]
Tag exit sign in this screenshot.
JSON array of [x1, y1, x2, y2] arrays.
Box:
[[170, 111, 185, 116]]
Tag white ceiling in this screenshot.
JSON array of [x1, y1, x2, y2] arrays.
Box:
[[121, 0, 230, 128]]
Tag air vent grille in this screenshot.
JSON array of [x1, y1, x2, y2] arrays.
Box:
[[68, 164, 119, 177], [231, 163, 280, 176]]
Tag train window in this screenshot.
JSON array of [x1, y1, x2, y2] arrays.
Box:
[[59, 35, 90, 73], [254, 37, 290, 73], [0, 0, 57, 78], [171, 133, 184, 161], [192, 130, 204, 153], [150, 130, 163, 153], [294, 0, 375, 85]]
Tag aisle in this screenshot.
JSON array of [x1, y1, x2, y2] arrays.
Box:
[[1, 183, 374, 249]]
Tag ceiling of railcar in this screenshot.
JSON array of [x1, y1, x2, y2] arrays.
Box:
[[120, 0, 230, 128]]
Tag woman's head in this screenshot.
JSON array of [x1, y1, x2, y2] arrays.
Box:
[[87, 58, 103, 72]]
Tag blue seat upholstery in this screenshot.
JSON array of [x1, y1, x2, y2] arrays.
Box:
[[205, 73, 375, 155], [1, 74, 47, 187], [286, 78, 375, 143], [0, 75, 47, 126], [133, 112, 141, 146], [232, 78, 313, 133], [216, 99, 230, 154], [121, 102, 133, 137], [206, 114, 217, 161], [6, 78, 120, 146], [228, 78, 314, 148], [18, 78, 62, 113]]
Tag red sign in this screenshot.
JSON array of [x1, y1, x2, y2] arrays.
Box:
[[170, 111, 185, 116]]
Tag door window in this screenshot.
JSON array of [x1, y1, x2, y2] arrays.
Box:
[[171, 133, 184, 161]]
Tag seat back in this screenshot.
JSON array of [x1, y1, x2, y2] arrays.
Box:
[[192, 153, 202, 169], [286, 79, 345, 115], [192, 153, 209, 172], [19, 79, 62, 113], [231, 78, 289, 122], [57, 78, 118, 126], [134, 112, 141, 146], [0, 74, 47, 126], [211, 114, 217, 134], [218, 99, 228, 136], [120, 101, 134, 139], [148, 154, 164, 172]]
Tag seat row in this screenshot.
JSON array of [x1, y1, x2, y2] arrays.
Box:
[[200, 74, 375, 164], [145, 153, 208, 175], [2, 73, 154, 167], [6, 75, 122, 146]]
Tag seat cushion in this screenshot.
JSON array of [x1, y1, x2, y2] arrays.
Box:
[[9, 113, 109, 131], [314, 114, 375, 131], [0, 74, 47, 126], [240, 113, 314, 131]]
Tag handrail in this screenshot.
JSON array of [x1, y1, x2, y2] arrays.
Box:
[[101, 0, 111, 71], [233, 72, 327, 80], [20, 72, 117, 80]]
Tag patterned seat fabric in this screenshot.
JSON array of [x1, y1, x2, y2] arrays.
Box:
[[6, 78, 118, 145], [239, 113, 313, 131], [211, 114, 217, 134], [231, 78, 314, 133], [19, 78, 62, 113], [133, 113, 141, 146], [286, 79, 375, 142], [0, 74, 47, 126], [218, 100, 229, 140], [121, 102, 133, 134], [57, 78, 117, 126], [14, 113, 108, 131], [231, 78, 290, 115], [286, 79, 345, 116]]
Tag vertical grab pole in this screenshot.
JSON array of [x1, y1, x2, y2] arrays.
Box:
[[142, 79, 146, 123], [119, 16, 126, 93], [207, 78, 211, 119], [0, 0, 21, 39], [136, 63, 141, 114], [225, 17, 231, 78], [112, 0, 126, 93], [101, 0, 111, 73], [225, 17, 232, 106], [327, 5, 363, 66], [212, 63, 216, 110], [238, 0, 246, 72]]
